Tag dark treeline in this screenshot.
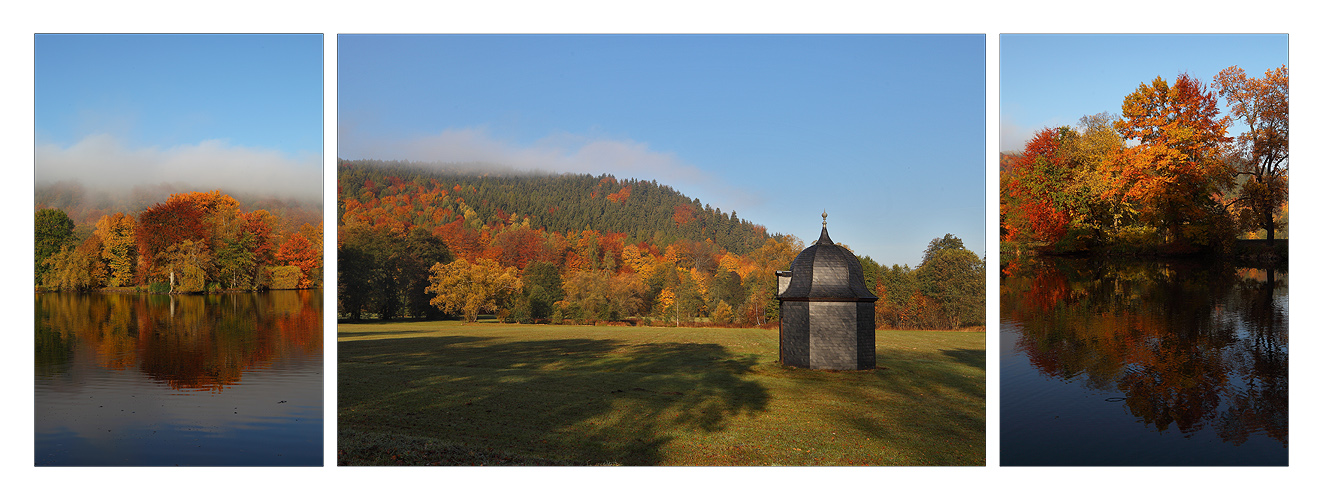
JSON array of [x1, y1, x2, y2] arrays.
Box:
[[339, 160, 984, 330]]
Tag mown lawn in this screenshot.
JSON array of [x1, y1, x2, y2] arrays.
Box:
[[338, 321, 984, 466]]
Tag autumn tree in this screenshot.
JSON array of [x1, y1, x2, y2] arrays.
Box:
[[711, 300, 734, 325], [136, 197, 207, 285], [1002, 128, 1074, 243], [487, 225, 545, 269], [655, 266, 703, 326], [1213, 65, 1289, 241], [739, 235, 801, 325], [874, 263, 917, 329], [560, 269, 647, 322], [42, 235, 106, 292], [93, 212, 137, 287], [276, 232, 318, 289], [1058, 113, 1130, 239], [241, 209, 280, 281], [1113, 73, 1234, 248], [427, 258, 522, 322], [161, 239, 212, 293], [171, 190, 241, 250], [269, 265, 304, 290], [297, 222, 325, 286]]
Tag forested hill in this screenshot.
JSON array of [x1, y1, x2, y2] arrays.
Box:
[[338, 158, 983, 329], [338, 158, 775, 254]]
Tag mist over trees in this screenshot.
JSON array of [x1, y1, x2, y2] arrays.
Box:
[[35, 180, 323, 238], [338, 159, 985, 330]]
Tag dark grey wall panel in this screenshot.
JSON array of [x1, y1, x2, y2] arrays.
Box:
[[780, 301, 810, 367], [856, 302, 876, 369], [809, 301, 857, 370]]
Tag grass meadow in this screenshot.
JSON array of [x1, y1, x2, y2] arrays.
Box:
[[338, 321, 984, 466]]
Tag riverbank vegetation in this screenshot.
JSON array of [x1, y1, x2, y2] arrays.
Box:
[[1000, 65, 1287, 261], [35, 190, 323, 293]]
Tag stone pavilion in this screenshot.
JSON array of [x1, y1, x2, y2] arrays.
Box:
[[776, 214, 878, 370]]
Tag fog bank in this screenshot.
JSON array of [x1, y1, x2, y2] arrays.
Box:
[[36, 134, 322, 202]]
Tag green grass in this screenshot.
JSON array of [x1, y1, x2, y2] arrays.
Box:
[[339, 321, 984, 466]]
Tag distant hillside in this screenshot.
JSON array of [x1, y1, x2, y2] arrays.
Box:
[[338, 158, 774, 254]]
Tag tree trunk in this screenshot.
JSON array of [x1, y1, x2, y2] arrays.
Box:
[[1266, 209, 1275, 242]]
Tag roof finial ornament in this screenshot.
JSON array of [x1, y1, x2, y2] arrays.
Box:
[[822, 210, 828, 228]]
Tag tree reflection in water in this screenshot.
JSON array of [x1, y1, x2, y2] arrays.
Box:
[[1002, 258, 1286, 447], [35, 290, 322, 391]]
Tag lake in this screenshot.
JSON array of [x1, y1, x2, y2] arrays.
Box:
[[1000, 257, 1287, 466], [35, 290, 323, 466]]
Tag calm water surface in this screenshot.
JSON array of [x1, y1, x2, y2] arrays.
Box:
[[1000, 258, 1286, 466], [35, 290, 323, 466]]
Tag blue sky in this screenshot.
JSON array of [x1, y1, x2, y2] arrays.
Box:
[[35, 34, 323, 200], [1000, 34, 1288, 152], [339, 35, 986, 267]]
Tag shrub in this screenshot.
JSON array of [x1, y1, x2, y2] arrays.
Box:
[[712, 301, 733, 325], [509, 301, 533, 324]]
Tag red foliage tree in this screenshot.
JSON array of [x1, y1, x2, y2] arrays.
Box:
[[276, 233, 319, 289], [486, 226, 547, 269], [673, 204, 696, 225], [136, 198, 207, 284], [241, 210, 279, 268], [1002, 127, 1075, 243], [434, 219, 484, 262]]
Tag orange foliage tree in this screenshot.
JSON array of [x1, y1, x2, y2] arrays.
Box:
[[94, 212, 137, 287], [1113, 73, 1233, 247]]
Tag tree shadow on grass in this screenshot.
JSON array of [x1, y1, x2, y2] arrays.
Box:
[[339, 332, 769, 465], [774, 344, 985, 465], [940, 348, 986, 370]]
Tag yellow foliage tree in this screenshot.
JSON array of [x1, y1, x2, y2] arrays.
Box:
[[655, 287, 677, 325], [94, 212, 137, 287], [712, 300, 734, 325], [163, 239, 212, 293], [621, 244, 656, 280], [427, 258, 522, 322], [42, 240, 105, 292]]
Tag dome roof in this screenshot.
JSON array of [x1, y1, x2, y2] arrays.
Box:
[[779, 226, 878, 301]]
